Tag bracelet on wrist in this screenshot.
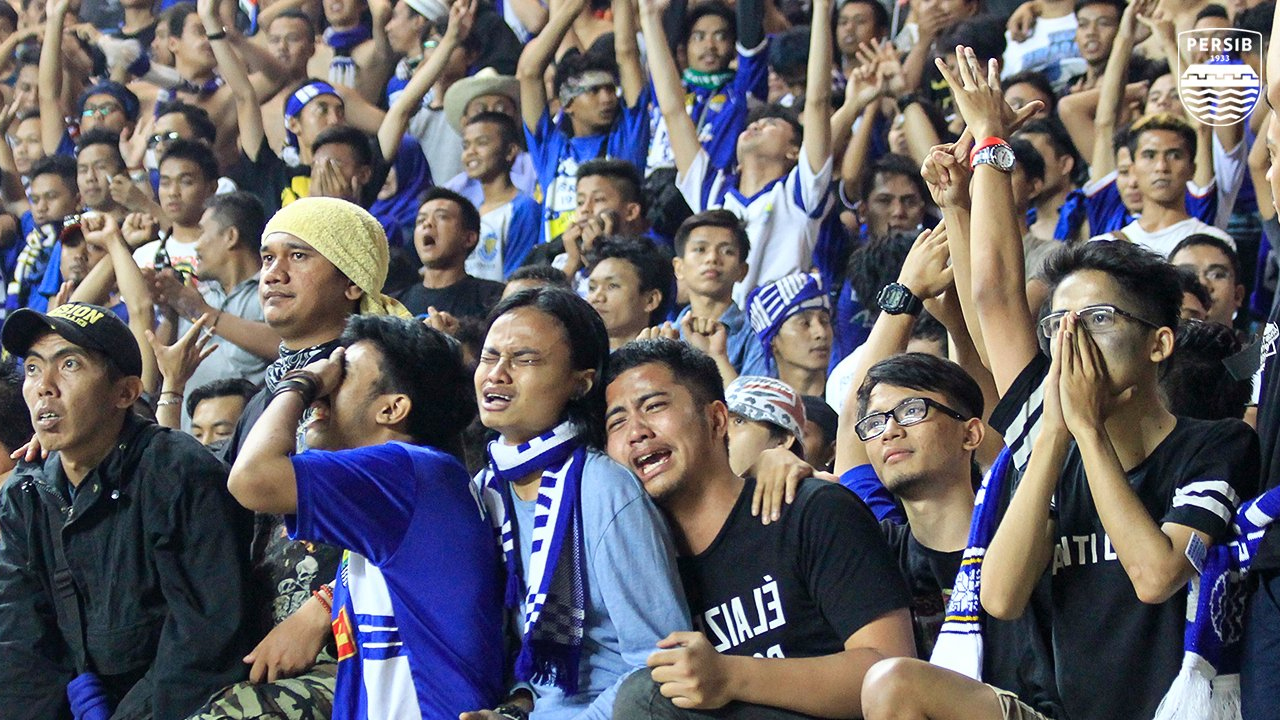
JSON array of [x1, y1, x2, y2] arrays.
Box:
[[160, 390, 182, 398], [205, 26, 228, 40], [494, 704, 529, 720], [156, 397, 182, 408], [312, 587, 333, 613], [274, 369, 322, 405]]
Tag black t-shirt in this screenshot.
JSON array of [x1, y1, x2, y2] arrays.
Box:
[[1252, 213, 1280, 571], [229, 137, 391, 218], [397, 275, 505, 320], [991, 356, 1260, 720], [678, 477, 909, 659], [881, 520, 960, 659]]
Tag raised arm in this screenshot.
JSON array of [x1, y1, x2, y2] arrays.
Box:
[[38, 0, 70, 156], [378, 0, 476, 162], [81, 212, 160, 392], [802, 0, 833, 174], [351, 0, 397, 104], [612, 0, 645, 107], [639, 0, 701, 174], [835, 225, 953, 476], [201, 0, 266, 160], [516, 0, 589, 132], [1091, 0, 1151, 178], [937, 48, 1039, 396]]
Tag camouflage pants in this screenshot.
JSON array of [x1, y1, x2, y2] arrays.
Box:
[[185, 662, 337, 720]]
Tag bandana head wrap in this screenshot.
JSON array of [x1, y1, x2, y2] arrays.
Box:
[[262, 197, 410, 318], [725, 375, 807, 445], [284, 81, 342, 150], [746, 272, 831, 372], [558, 70, 618, 108]]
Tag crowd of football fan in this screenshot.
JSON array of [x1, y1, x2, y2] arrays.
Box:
[[1, 0, 1280, 716]]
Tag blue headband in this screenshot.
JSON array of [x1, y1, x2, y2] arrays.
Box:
[[284, 81, 341, 148], [746, 272, 831, 371]]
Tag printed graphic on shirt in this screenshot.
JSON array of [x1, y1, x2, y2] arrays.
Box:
[[693, 574, 788, 658], [1177, 29, 1263, 126]]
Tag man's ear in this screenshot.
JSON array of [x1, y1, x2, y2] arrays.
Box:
[[672, 256, 685, 282], [286, 115, 302, 136], [961, 417, 985, 452], [345, 280, 365, 302], [623, 201, 642, 224], [575, 368, 596, 399], [1234, 283, 1247, 310], [1150, 325, 1176, 363], [376, 393, 412, 428], [707, 399, 730, 441], [114, 376, 144, 410], [463, 230, 480, 254], [642, 288, 663, 314]]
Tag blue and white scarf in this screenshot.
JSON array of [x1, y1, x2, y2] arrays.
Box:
[[1154, 484, 1280, 720], [929, 447, 1014, 680], [480, 421, 587, 694], [323, 24, 372, 88]]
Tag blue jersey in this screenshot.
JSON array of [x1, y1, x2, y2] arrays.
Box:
[[1084, 172, 1217, 235], [288, 442, 505, 719], [526, 86, 654, 244], [645, 42, 770, 173]]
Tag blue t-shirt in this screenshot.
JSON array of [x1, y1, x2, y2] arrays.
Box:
[[1084, 175, 1217, 235], [477, 450, 691, 720], [675, 302, 767, 377], [289, 442, 505, 719], [526, 86, 654, 244]]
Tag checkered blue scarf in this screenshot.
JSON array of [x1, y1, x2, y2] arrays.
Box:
[[480, 420, 587, 694]]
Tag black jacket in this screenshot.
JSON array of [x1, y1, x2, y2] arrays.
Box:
[[0, 413, 254, 720]]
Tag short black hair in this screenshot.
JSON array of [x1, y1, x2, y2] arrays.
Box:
[[0, 362, 32, 454], [508, 264, 573, 289], [1040, 240, 1184, 332], [683, 0, 736, 45], [340, 315, 477, 449], [1161, 320, 1251, 420], [159, 138, 219, 183], [1009, 136, 1046, 184], [271, 8, 316, 34], [1003, 70, 1058, 115], [74, 127, 126, 171], [423, 186, 482, 236], [838, 0, 890, 35], [1174, 265, 1213, 313], [311, 125, 375, 169], [465, 110, 524, 153], [1128, 113, 1197, 159], [1195, 3, 1229, 21], [1074, 0, 1125, 17], [608, 337, 726, 409], [552, 49, 619, 101], [938, 16, 1007, 64], [801, 394, 838, 445], [674, 209, 751, 258], [769, 26, 809, 83], [29, 154, 77, 194], [0, 2, 18, 28], [746, 104, 803, 149], [589, 236, 676, 325], [168, 2, 197, 37], [912, 310, 949, 352], [860, 153, 930, 205], [185, 377, 258, 418], [1234, 1, 1274, 50], [154, 100, 218, 145], [846, 229, 916, 317], [204, 192, 267, 251], [485, 287, 611, 448], [1170, 233, 1243, 284], [1018, 117, 1089, 187], [578, 159, 646, 214], [856, 352, 984, 420]]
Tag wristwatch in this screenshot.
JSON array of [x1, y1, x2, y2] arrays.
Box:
[[970, 137, 1016, 172], [494, 704, 529, 720], [877, 282, 923, 316]]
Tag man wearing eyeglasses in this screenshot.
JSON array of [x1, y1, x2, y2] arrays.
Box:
[[1169, 233, 1248, 330], [605, 338, 914, 719]]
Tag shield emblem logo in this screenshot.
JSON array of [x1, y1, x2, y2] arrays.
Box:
[[1177, 29, 1263, 126]]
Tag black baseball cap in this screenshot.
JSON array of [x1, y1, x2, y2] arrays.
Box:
[[2, 302, 143, 378]]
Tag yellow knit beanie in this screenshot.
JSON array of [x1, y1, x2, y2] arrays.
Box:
[[262, 197, 410, 318]]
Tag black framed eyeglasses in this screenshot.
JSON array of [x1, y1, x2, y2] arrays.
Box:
[[1038, 304, 1161, 344], [854, 397, 968, 441]]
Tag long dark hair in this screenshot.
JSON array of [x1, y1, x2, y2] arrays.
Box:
[[485, 287, 611, 448]]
